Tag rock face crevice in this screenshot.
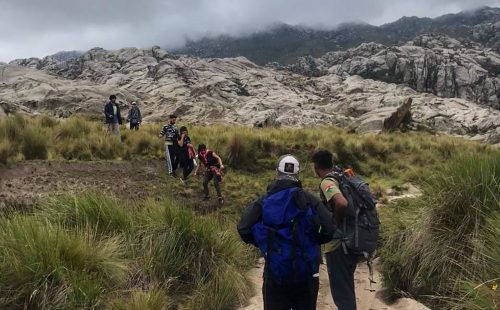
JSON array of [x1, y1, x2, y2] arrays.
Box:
[[3, 42, 500, 144]]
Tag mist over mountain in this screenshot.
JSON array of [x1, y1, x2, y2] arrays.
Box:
[[173, 6, 500, 65]]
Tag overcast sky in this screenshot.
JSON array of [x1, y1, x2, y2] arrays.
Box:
[[0, 0, 498, 62]]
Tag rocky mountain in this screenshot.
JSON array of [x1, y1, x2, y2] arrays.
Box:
[[173, 6, 500, 65], [49, 50, 84, 62], [2, 42, 500, 144], [283, 34, 500, 108]]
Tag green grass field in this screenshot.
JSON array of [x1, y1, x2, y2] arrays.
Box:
[[0, 114, 498, 309]]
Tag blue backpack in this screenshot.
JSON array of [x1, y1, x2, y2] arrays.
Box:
[[251, 187, 320, 284]]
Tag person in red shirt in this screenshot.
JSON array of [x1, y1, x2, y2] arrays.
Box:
[[194, 144, 225, 205]]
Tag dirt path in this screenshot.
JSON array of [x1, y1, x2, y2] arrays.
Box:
[[239, 258, 429, 310], [240, 186, 427, 310], [0, 160, 165, 209]]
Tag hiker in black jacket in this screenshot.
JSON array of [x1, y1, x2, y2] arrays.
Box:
[[104, 95, 122, 135], [127, 101, 142, 130], [159, 115, 179, 177], [238, 155, 334, 310]]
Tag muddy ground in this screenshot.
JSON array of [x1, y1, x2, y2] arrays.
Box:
[[0, 160, 166, 209]]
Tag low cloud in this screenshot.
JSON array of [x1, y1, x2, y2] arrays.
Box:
[[0, 0, 498, 61]]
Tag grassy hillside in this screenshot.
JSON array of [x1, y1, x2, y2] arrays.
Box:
[[1, 114, 499, 309]]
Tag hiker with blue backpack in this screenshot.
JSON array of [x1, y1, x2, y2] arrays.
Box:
[[237, 154, 334, 310], [312, 150, 380, 310]]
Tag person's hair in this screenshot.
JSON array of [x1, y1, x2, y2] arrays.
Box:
[[169, 114, 177, 119], [312, 150, 334, 170], [198, 144, 207, 153], [109, 95, 116, 100], [180, 126, 187, 133]]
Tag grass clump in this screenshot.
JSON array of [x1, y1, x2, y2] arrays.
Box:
[[225, 133, 258, 170], [380, 152, 500, 309], [54, 117, 91, 141], [107, 287, 171, 310], [0, 216, 128, 309], [0, 192, 254, 309], [0, 140, 16, 165], [21, 127, 48, 160]]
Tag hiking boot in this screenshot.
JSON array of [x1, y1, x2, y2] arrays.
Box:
[[169, 173, 177, 178], [217, 197, 224, 205]]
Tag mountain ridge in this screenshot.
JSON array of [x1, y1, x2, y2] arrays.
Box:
[[173, 6, 500, 65]]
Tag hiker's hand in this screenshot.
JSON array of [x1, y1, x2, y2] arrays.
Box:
[[220, 164, 225, 170]]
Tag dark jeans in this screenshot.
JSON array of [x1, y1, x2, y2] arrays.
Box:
[[165, 144, 179, 175], [325, 247, 359, 310], [129, 122, 139, 130], [179, 150, 194, 180], [263, 276, 319, 310], [203, 170, 222, 198]]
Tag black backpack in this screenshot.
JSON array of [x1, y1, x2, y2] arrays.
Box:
[[320, 166, 380, 284]]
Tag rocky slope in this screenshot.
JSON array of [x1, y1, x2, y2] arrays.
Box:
[[174, 6, 500, 65], [285, 34, 500, 109], [2, 44, 500, 144]]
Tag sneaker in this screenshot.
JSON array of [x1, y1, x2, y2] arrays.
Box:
[[217, 197, 224, 205]]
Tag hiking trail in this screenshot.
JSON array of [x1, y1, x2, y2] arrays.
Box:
[[238, 258, 429, 310]]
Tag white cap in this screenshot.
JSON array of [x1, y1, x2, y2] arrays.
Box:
[[277, 154, 300, 175], [132, 101, 137, 105]]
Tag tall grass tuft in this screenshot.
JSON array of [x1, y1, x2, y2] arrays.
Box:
[[0, 216, 129, 309], [37, 114, 59, 128], [0, 140, 16, 165], [138, 199, 255, 308], [39, 192, 134, 237], [0, 192, 254, 309], [380, 152, 500, 308], [21, 127, 48, 160], [54, 117, 91, 141], [225, 133, 258, 170], [106, 287, 171, 310]]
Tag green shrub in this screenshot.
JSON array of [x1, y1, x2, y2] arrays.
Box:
[[21, 127, 48, 160]]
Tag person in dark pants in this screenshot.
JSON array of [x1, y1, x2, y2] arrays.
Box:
[[237, 155, 334, 310], [312, 150, 359, 310], [159, 115, 179, 177], [177, 126, 194, 184], [104, 94, 122, 136], [127, 101, 142, 130], [194, 144, 224, 204]]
